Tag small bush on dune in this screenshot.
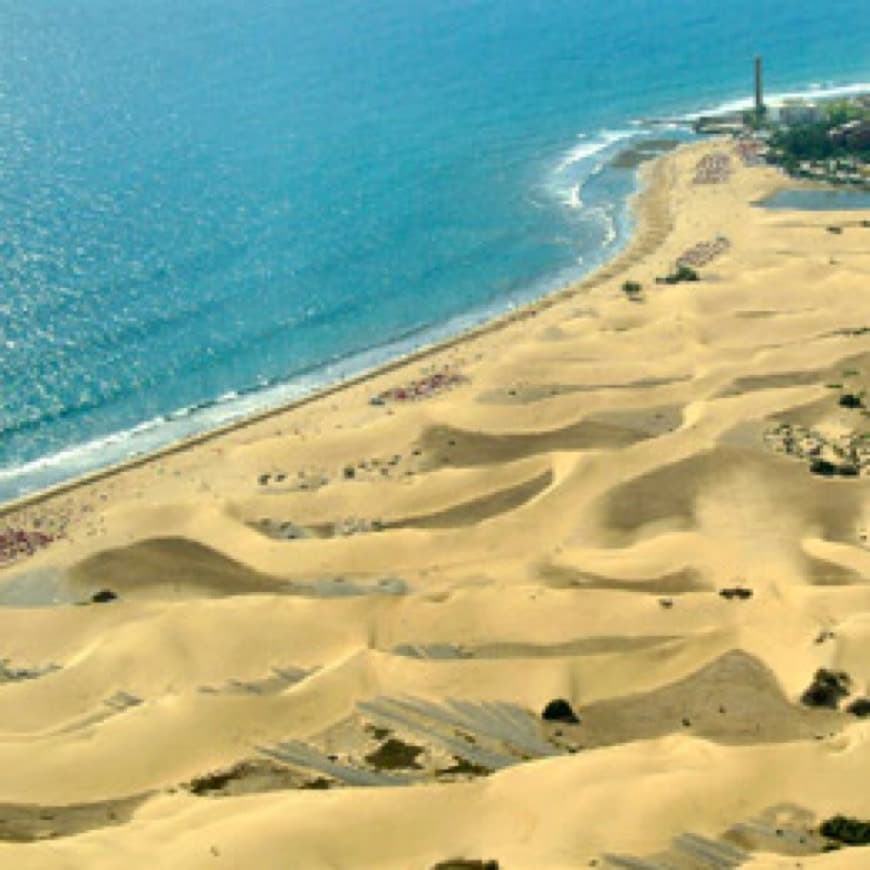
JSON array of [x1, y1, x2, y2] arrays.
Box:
[[669, 264, 699, 283], [656, 264, 700, 285], [820, 815, 870, 847]]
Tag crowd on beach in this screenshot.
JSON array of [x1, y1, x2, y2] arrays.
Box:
[[734, 138, 767, 167], [693, 151, 732, 184], [0, 527, 55, 565], [676, 236, 731, 269], [370, 369, 467, 405]]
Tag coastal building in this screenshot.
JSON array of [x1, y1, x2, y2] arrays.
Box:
[[773, 99, 823, 126]]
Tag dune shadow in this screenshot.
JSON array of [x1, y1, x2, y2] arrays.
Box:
[[391, 634, 680, 660], [386, 469, 554, 531], [555, 649, 842, 751], [70, 537, 409, 600], [715, 370, 825, 397], [604, 801, 829, 867], [70, 537, 286, 599], [597, 447, 863, 553], [537, 562, 708, 596], [475, 377, 688, 405], [0, 793, 148, 843], [415, 417, 660, 469]]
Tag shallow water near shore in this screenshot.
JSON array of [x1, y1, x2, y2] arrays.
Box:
[[759, 189, 870, 211], [0, 0, 868, 502]]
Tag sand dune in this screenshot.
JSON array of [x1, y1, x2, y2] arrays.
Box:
[[1, 140, 869, 867]]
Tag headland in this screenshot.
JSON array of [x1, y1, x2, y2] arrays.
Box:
[[694, 86, 870, 189]]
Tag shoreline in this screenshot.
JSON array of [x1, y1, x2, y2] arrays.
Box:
[[2, 131, 870, 866], [0, 143, 680, 520], [4, 72, 867, 511]]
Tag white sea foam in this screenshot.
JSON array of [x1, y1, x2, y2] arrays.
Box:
[[557, 129, 636, 171], [7, 75, 867, 505], [0, 417, 170, 485], [565, 184, 582, 209], [1, 248, 629, 505], [680, 80, 870, 120], [549, 77, 870, 221], [0, 386, 310, 498], [594, 207, 617, 247], [0, 289, 572, 501], [550, 127, 645, 214]]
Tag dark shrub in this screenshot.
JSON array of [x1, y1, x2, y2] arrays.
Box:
[[91, 589, 118, 604], [542, 698, 580, 724], [800, 668, 851, 708], [838, 393, 864, 409], [820, 815, 870, 846], [658, 264, 700, 285], [846, 698, 870, 717]]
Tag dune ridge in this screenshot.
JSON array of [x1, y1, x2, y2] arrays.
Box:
[[0, 140, 869, 868]]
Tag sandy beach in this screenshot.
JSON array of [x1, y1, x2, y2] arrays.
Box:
[[1, 138, 869, 868]]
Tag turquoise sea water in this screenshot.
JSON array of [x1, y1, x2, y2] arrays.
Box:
[[761, 189, 870, 210], [0, 0, 868, 501]]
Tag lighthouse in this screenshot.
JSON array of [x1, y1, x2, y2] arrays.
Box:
[[754, 56, 764, 115]]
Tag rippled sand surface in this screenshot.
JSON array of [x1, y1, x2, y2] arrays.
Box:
[[1, 141, 869, 868]]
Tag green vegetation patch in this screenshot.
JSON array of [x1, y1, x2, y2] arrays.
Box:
[[431, 861, 499, 870], [657, 264, 699, 285], [820, 815, 870, 847], [364, 737, 423, 770]]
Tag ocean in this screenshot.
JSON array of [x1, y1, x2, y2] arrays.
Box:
[[0, 0, 867, 502]]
